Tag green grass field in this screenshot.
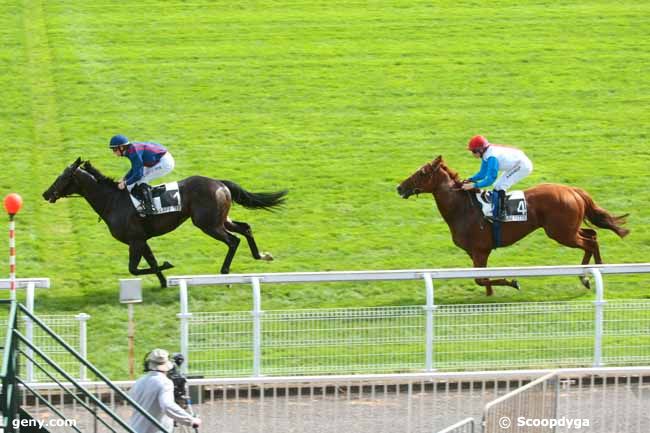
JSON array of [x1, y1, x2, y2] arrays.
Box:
[[1, 1, 649, 378]]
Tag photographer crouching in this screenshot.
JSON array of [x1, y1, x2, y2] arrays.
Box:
[[128, 349, 201, 433]]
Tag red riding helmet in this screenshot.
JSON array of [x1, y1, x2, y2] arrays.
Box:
[[468, 135, 489, 151]]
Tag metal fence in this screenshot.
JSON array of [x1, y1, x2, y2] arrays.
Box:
[[483, 371, 558, 432], [480, 369, 650, 433], [1, 314, 89, 381], [20, 367, 650, 433], [167, 264, 650, 377], [185, 301, 650, 377]]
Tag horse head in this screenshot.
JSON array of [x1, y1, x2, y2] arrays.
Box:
[[42, 157, 84, 202], [397, 155, 451, 198]]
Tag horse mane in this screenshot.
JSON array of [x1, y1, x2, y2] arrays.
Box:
[[82, 161, 119, 188], [437, 159, 463, 188]]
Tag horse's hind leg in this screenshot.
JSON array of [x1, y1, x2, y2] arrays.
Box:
[[575, 228, 599, 265], [579, 228, 602, 263], [544, 225, 600, 288], [225, 219, 273, 261], [575, 228, 602, 289], [196, 224, 241, 274]]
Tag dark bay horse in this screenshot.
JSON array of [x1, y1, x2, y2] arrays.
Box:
[[397, 156, 629, 295], [43, 158, 287, 287]]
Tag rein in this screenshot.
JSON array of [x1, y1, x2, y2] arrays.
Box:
[[71, 167, 114, 222]]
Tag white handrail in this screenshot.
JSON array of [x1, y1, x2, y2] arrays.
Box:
[[167, 263, 650, 286], [0, 278, 50, 289]]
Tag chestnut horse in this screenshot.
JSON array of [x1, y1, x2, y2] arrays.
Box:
[[397, 156, 629, 295]]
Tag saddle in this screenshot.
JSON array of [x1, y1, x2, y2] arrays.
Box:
[[129, 182, 182, 215], [475, 190, 528, 222]]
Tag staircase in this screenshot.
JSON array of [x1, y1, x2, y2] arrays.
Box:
[[1, 300, 165, 433]]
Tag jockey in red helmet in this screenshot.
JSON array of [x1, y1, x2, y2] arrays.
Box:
[[462, 135, 533, 220], [467, 135, 489, 153]]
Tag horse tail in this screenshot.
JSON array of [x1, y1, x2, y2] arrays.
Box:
[[573, 188, 630, 238], [220, 180, 287, 211]]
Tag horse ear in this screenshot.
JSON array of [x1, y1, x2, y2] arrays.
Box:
[[434, 155, 442, 163], [72, 157, 82, 168]]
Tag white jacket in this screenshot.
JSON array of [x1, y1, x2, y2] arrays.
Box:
[[482, 144, 530, 171], [128, 371, 195, 433]]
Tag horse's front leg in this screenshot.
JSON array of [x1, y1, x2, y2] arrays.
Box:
[[142, 242, 174, 288], [470, 250, 520, 296], [128, 241, 173, 288], [128, 242, 145, 276]]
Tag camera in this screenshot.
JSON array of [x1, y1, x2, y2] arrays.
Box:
[[167, 353, 189, 408]]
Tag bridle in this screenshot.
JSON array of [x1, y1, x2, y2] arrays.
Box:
[[49, 165, 84, 201], [401, 162, 436, 197]]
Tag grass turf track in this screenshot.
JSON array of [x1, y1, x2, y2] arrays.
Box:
[[0, 1, 649, 378]]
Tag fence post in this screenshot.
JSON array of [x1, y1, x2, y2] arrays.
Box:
[[251, 277, 263, 376], [422, 273, 436, 372], [76, 313, 90, 380], [25, 282, 35, 382], [590, 268, 605, 367], [177, 279, 192, 375]]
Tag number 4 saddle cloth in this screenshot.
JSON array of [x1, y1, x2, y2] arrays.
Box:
[[476, 190, 528, 222]]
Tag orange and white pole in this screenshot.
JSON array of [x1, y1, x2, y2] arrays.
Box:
[[4, 193, 23, 300]]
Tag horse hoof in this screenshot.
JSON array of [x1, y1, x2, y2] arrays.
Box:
[[580, 277, 591, 289], [512, 280, 520, 290], [261, 252, 274, 261]]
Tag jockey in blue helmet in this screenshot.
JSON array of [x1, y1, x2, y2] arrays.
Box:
[[109, 134, 175, 215]]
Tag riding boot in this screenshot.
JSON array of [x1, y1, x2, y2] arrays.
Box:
[[491, 189, 503, 249], [138, 183, 155, 215], [497, 189, 507, 220], [491, 190, 501, 221]]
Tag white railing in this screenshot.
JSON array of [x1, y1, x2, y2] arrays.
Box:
[[166, 264, 650, 377], [0, 278, 50, 290]]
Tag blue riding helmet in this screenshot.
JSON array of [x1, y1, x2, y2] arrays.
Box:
[[109, 134, 130, 149]]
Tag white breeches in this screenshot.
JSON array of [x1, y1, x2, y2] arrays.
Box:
[[493, 159, 533, 191], [128, 153, 175, 191]]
